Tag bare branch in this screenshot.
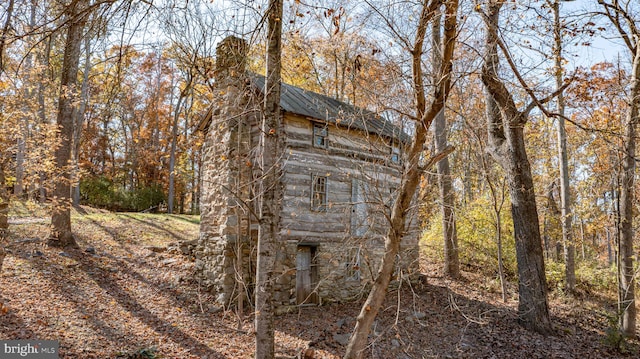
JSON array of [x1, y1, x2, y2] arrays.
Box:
[[597, 0, 639, 54], [419, 145, 455, 171]]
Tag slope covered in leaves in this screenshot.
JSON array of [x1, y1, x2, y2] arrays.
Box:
[[0, 203, 637, 358]]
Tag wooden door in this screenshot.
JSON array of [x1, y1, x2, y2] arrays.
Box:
[[296, 246, 317, 304]]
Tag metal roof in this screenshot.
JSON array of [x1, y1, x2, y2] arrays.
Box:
[[251, 74, 408, 142]]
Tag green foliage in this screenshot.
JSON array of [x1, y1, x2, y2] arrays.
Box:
[[80, 176, 116, 209], [80, 176, 165, 212], [126, 184, 166, 212], [545, 260, 566, 293], [546, 260, 617, 295], [603, 312, 629, 353], [422, 194, 517, 278], [576, 261, 617, 295]]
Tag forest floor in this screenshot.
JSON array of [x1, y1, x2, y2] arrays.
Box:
[[0, 201, 638, 358]]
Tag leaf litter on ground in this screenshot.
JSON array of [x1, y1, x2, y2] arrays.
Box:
[[0, 204, 638, 358]]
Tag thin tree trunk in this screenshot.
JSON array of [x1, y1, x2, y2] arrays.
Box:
[[0, 0, 15, 74], [344, 1, 458, 357], [15, 0, 37, 198], [495, 204, 506, 302], [607, 227, 613, 267], [0, 163, 6, 270], [49, 0, 85, 248], [37, 35, 52, 202], [481, 0, 551, 335], [551, 0, 575, 292], [255, 0, 283, 357], [432, 10, 459, 279], [168, 74, 192, 214], [618, 38, 639, 336], [486, 173, 507, 302], [72, 34, 91, 207], [580, 219, 586, 260], [168, 98, 180, 214]]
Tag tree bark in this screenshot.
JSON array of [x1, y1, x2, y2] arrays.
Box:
[[599, 0, 640, 337], [0, 164, 6, 270], [551, 0, 575, 292], [36, 35, 52, 203], [168, 71, 193, 215], [0, 0, 15, 74], [481, 0, 552, 335], [344, 1, 458, 357], [72, 34, 92, 207], [49, 0, 85, 248], [14, 0, 37, 198], [432, 10, 459, 279], [255, 0, 283, 357], [618, 37, 639, 337]]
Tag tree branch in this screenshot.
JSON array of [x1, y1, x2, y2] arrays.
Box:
[[597, 0, 639, 54], [419, 145, 455, 171]]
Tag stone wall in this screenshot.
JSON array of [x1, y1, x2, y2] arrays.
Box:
[[194, 36, 254, 306]]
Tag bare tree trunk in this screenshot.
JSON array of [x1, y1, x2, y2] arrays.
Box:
[[72, 34, 91, 207], [168, 72, 192, 215], [36, 35, 52, 203], [0, 0, 15, 74], [618, 39, 639, 336], [0, 163, 6, 270], [344, 1, 458, 357], [598, 0, 640, 337], [0, 163, 8, 238], [580, 219, 586, 260], [486, 173, 507, 302], [49, 0, 85, 248], [551, 0, 575, 292], [431, 11, 459, 279], [15, 0, 37, 198], [167, 114, 182, 214], [168, 99, 180, 214], [481, 0, 551, 335], [255, 0, 283, 357], [495, 201, 507, 302]]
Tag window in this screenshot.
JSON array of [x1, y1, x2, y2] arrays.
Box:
[[313, 124, 328, 148], [391, 146, 401, 164], [351, 179, 369, 236], [311, 175, 328, 211], [346, 247, 361, 281]]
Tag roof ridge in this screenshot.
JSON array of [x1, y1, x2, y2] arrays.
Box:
[[249, 72, 408, 142]]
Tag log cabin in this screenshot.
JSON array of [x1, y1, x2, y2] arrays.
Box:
[[194, 36, 419, 310]]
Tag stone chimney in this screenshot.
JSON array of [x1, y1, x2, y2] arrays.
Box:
[[214, 36, 248, 85]]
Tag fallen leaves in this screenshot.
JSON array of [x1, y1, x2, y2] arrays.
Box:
[[0, 209, 637, 358]]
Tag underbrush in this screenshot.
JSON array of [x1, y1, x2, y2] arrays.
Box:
[[421, 196, 621, 303], [80, 176, 166, 212], [546, 260, 618, 297], [421, 195, 517, 281]]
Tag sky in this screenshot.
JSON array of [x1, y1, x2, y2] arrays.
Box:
[[562, 0, 630, 70]]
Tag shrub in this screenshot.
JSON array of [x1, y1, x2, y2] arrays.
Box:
[[80, 176, 122, 210], [576, 261, 617, 295], [422, 194, 517, 279], [125, 184, 165, 212], [80, 177, 165, 212]]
